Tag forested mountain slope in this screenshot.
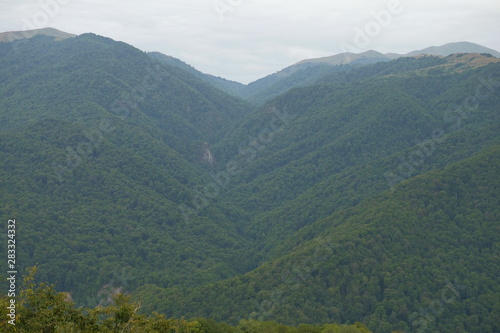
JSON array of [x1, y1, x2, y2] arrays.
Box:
[[163, 56, 500, 332], [0, 33, 254, 305], [151, 42, 500, 106], [1, 30, 499, 332], [148, 51, 246, 97], [211, 59, 500, 248], [0, 34, 251, 146], [137, 145, 500, 333]]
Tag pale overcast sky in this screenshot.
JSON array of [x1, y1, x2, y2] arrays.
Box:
[[1, 0, 499, 83]]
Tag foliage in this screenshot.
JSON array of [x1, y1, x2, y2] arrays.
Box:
[[0, 33, 254, 305], [0, 267, 206, 332], [0, 268, 373, 332], [135, 145, 500, 333], [1, 33, 499, 333]]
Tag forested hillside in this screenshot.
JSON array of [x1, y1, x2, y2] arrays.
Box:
[[210, 57, 500, 260], [0, 267, 372, 332], [0, 33, 254, 305], [139, 145, 500, 332], [1, 31, 499, 332]]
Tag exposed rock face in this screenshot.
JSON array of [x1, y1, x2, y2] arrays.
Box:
[[202, 142, 215, 167]]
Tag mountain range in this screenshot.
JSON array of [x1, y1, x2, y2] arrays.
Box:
[[153, 39, 500, 105], [4, 27, 499, 104], [0, 28, 499, 332]]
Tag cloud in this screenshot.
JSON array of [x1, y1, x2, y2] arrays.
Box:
[[1, 0, 499, 83]]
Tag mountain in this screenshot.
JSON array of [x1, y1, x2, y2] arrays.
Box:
[[240, 42, 500, 104], [0, 27, 76, 42], [138, 144, 500, 332], [148, 50, 397, 105], [1, 29, 499, 332], [136, 55, 500, 332], [406, 41, 500, 58], [0, 31, 253, 305], [0, 32, 251, 146], [212, 53, 500, 254], [317, 53, 500, 87], [297, 42, 500, 65], [148, 42, 500, 106], [296, 50, 397, 66]]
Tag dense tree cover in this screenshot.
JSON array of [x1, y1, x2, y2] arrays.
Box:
[[0, 268, 372, 332], [0, 34, 253, 305], [0, 34, 251, 153], [0, 118, 255, 304], [238, 63, 352, 105], [152, 50, 472, 106], [1, 33, 499, 332], [135, 145, 500, 332], [212, 60, 500, 254]]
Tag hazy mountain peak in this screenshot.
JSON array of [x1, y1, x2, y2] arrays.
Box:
[[0, 27, 76, 42], [296, 41, 499, 67], [406, 41, 500, 57], [296, 49, 391, 66]]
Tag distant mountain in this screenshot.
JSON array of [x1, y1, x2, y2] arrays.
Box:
[[297, 41, 500, 65], [296, 50, 397, 66], [150, 50, 352, 104], [406, 41, 500, 58], [0, 27, 76, 42], [238, 50, 398, 104], [148, 41, 500, 106], [241, 42, 500, 104], [317, 53, 500, 88], [242, 42, 498, 105]]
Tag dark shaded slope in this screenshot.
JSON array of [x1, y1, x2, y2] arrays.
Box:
[[245, 61, 500, 258], [0, 33, 254, 306], [211, 61, 499, 226], [136, 144, 500, 333], [0, 34, 251, 155]]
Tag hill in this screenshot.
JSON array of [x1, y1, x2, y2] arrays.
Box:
[[239, 42, 499, 105], [0, 32, 253, 305], [297, 42, 500, 65], [296, 50, 397, 66]]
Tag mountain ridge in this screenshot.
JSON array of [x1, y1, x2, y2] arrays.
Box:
[[297, 41, 500, 66], [2, 28, 499, 105], [2, 28, 498, 80], [0, 27, 76, 42]]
